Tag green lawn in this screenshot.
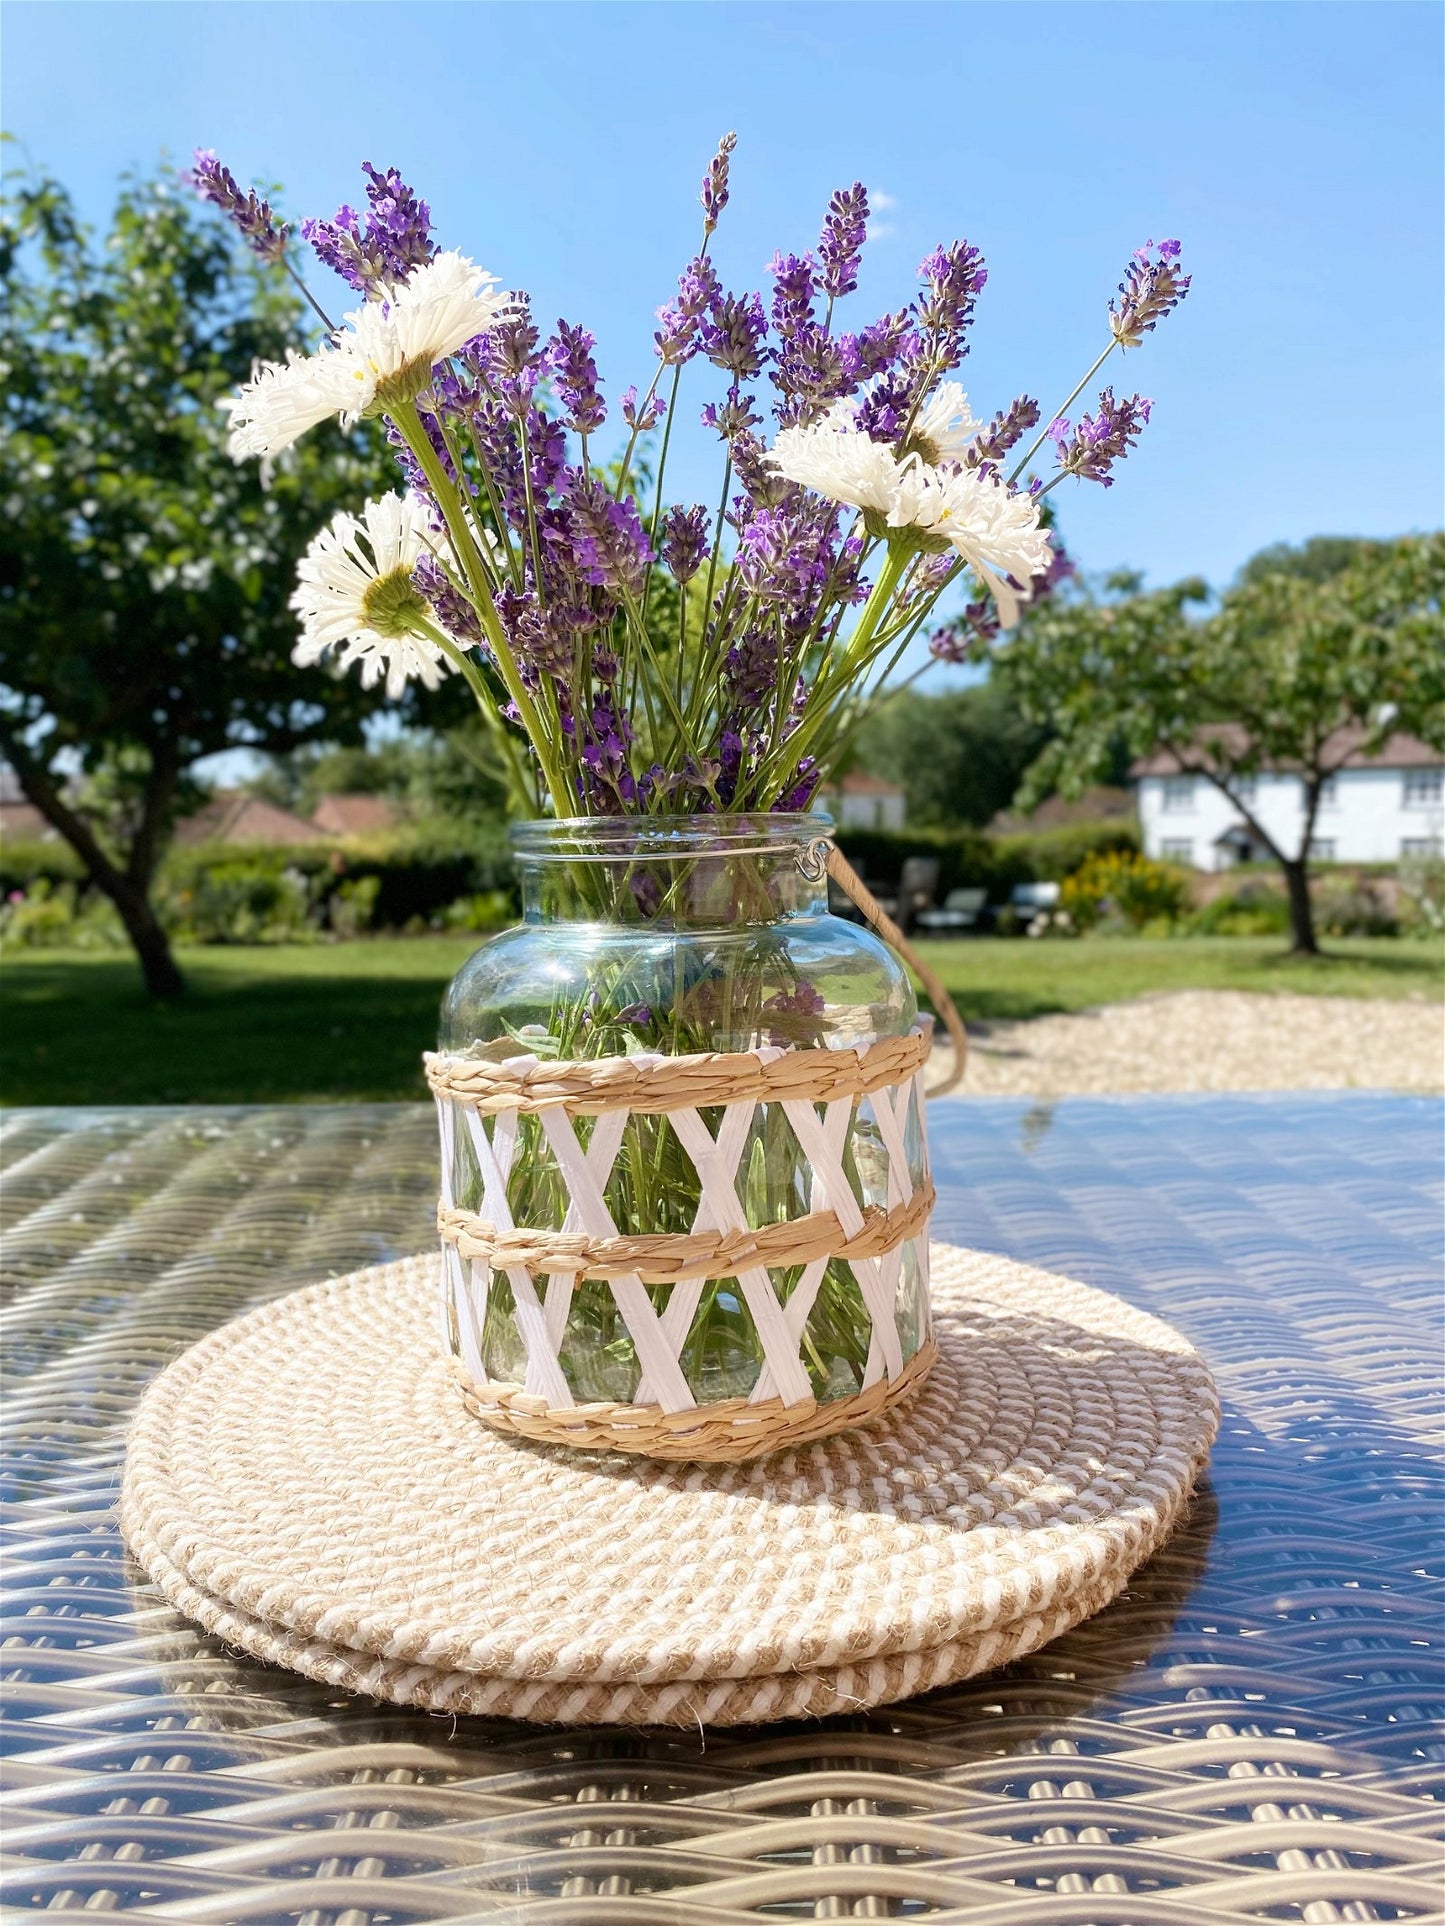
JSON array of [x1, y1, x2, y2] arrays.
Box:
[[3, 934, 1439, 1107]]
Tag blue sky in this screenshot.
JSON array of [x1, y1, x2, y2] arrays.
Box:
[[6, 0, 1442, 621]]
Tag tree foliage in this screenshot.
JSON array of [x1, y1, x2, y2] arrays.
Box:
[[853, 676, 1051, 829], [998, 534, 1445, 952], [0, 160, 407, 993]]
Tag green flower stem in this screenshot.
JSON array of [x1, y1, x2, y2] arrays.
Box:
[[417, 619, 537, 809], [394, 407, 577, 816], [1009, 337, 1118, 485], [751, 540, 910, 796]]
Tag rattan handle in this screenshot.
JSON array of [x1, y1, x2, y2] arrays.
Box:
[[823, 846, 967, 1097]]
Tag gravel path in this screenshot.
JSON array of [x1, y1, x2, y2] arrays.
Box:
[[934, 990, 1443, 1096]]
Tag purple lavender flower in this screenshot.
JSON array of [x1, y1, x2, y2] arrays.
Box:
[[854, 308, 916, 379], [700, 131, 738, 236], [773, 758, 822, 813], [928, 604, 997, 663], [1028, 539, 1077, 601], [564, 475, 653, 599], [654, 254, 722, 366], [1110, 239, 1190, 348], [818, 184, 868, 300], [621, 385, 666, 432], [1048, 389, 1153, 487], [547, 320, 606, 435], [474, 298, 542, 416], [762, 977, 826, 1046], [965, 395, 1042, 468], [301, 161, 434, 291], [769, 252, 817, 340], [661, 504, 710, 584], [730, 431, 791, 509], [699, 291, 768, 381], [856, 375, 912, 445], [494, 583, 573, 682], [701, 383, 762, 440], [412, 550, 484, 647], [725, 628, 779, 705], [916, 241, 987, 365], [189, 150, 289, 262], [772, 327, 857, 422]]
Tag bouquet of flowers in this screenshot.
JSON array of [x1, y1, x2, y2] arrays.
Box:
[[196, 137, 1188, 825], [194, 139, 1190, 1421]]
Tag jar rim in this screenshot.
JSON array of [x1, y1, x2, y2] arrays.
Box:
[[509, 812, 835, 864]]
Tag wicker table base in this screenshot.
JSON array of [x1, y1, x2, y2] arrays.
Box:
[[120, 1240, 1217, 1727]]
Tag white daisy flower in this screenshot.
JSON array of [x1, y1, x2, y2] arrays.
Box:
[[768, 390, 1051, 627], [767, 400, 902, 516], [225, 250, 506, 460], [289, 493, 454, 698], [337, 249, 505, 422], [888, 464, 1053, 627], [223, 348, 358, 461], [905, 381, 985, 469]]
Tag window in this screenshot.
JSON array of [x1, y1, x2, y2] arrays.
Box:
[[1318, 776, 1340, 809], [1160, 839, 1194, 865], [1401, 836, 1443, 859], [1403, 768, 1443, 806], [1161, 776, 1195, 813], [1308, 839, 1337, 862], [1232, 775, 1258, 804]]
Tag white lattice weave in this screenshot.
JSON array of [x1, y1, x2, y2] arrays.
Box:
[[425, 1027, 938, 1458], [119, 1242, 1219, 1728]]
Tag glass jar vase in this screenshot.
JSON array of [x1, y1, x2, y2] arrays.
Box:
[[430, 814, 935, 1452]]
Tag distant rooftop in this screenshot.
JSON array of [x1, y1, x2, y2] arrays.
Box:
[[1131, 726, 1440, 778]]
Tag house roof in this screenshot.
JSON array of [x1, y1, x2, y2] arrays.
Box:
[[173, 792, 320, 847], [1131, 726, 1441, 778], [0, 800, 55, 842], [989, 785, 1135, 836], [310, 793, 397, 838]]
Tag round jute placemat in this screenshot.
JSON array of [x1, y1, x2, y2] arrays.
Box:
[[119, 1243, 1218, 1728]]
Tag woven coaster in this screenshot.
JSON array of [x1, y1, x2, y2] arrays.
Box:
[[120, 1243, 1218, 1728]]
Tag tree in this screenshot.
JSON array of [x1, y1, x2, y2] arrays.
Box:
[[1235, 535, 1390, 588], [0, 162, 404, 994], [998, 534, 1445, 954], [853, 675, 1051, 829]]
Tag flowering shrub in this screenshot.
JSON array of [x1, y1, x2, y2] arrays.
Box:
[[1184, 882, 1290, 938], [1060, 850, 1187, 933], [0, 880, 125, 950], [159, 861, 322, 946], [193, 143, 1189, 818]]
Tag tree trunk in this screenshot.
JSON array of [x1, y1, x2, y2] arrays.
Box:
[[0, 733, 187, 997], [1281, 858, 1318, 955], [109, 877, 187, 998]]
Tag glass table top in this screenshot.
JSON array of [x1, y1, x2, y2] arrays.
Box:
[[3, 1094, 1441, 1921]]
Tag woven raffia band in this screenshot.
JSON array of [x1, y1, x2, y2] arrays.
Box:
[[119, 1242, 1219, 1728], [423, 1023, 933, 1116]]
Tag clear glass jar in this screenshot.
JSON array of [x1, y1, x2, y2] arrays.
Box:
[[437, 814, 927, 1409]]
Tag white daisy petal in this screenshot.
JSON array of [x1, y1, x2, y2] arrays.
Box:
[[227, 250, 507, 459], [289, 493, 455, 696], [908, 381, 985, 468], [768, 400, 901, 516]]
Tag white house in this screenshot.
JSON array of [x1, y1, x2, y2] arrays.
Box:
[[817, 771, 907, 832], [1134, 729, 1443, 871]]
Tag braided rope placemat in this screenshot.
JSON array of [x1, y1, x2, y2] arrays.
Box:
[[119, 1242, 1217, 1728]]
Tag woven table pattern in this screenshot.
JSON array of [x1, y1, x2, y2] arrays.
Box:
[[3, 1096, 1441, 1921]]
